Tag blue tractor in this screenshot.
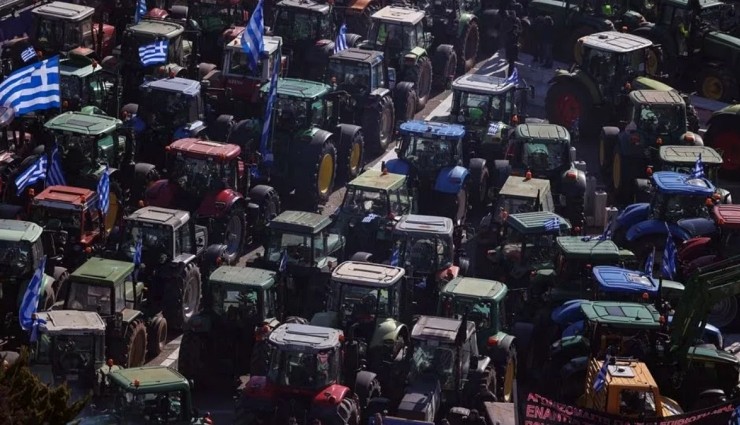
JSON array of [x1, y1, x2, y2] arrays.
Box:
[[385, 120, 489, 225], [611, 171, 717, 268]]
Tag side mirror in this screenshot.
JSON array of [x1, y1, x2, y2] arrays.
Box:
[[569, 146, 577, 163]]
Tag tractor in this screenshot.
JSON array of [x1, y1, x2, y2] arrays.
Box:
[[331, 169, 414, 260], [116, 206, 208, 330], [327, 47, 417, 152], [178, 265, 285, 386], [358, 5, 457, 110], [234, 323, 381, 425], [704, 103, 740, 175], [495, 123, 587, 228], [60, 48, 120, 114], [634, 145, 730, 204], [0, 220, 67, 348], [449, 73, 534, 164], [63, 257, 167, 365], [31, 1, 115, 58], [419, 0, 483, 74], [599, 89, 704, 200], [253, 210, 346, 319], [143, 138, 281, 263], [386, 120, 484, 219]]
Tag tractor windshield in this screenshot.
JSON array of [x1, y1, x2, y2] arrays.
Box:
[[30, 207, 96, 235], [458, 92, 509, 124], [113, 389, 187, 423], [138, 91, 193, 131], [56, 134, 97, 172], [651, 192, 711, 222], [520, 141, 567, 172], [0, 240, 33, 275], [409, 343, 456, 390], [275, 96, 310, 129], [34, 17, 91, 53], [268, 348, 338, 389], [274, 8, 331, 43], [67, 282, 119, 316], [636, 105, 684, 134], [401, 135, 456, 172], [35, 333, 100, 373], [396, 234, 453, 274], [338, 283, 392, 325], [169, 156, 226, 195], [265, 231, 325, 267], [341, 187, 389, 216], [61, 75, 85, 103], [497, 196, 538, 219], [212, 284, 260, 320], [368, 21, 415, 51], [617, 389, 658, 417], [328, 60, 371, 94], [440, 295, 495, 331], [120, 222, 174, 263], [501, 229, 556, 267], [697, 3, 737, 33], [192, 1, 245, 32]]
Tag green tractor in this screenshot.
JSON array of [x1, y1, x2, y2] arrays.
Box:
[[63, 257, 167, 366], [420, 0, 482, 73], [358, 5, 458, 110], [59, 48, 120, 115], [704, 103, 740, 176]]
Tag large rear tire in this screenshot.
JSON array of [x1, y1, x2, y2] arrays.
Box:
[[337, 125, 365, 182], [178, 331, 205, 386], [147, 314, 167, 359], [393, 82, 417, 124], [457, 21, 480, 73], [433, 44, 457, 91], [697, 66, 739, 103], [545, 80, 595, 136], [221, 203, 247, 264], [406, 56, 432, 111], [122, 319, 147, 368], [296, 134, 337, 211], [362, 95, 395, 153], [164, 263, 201, 331]]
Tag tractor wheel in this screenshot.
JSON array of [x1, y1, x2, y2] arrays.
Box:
[[247, 185, 281, 246], [393, 82, 417, 124], [250, 340, 271, 376], [337, 125, 365, 182], [41, 285, 56, 311], [132, 162, 159, 204], [52, 268, 70, 305], [566, 194, 585, 230], [362, 95, 395, 153], [468, 158, 490, 210], [545, 80, 594, 136], [433, 44, 457, 91], [221, 203, 247, 264], [706, 118, 740, 176], [708, 295, 740, 330], [121, 319, 147, 368], [456, 21, 479, 73], [611, 146, 630, 201], [345, 33, 364, 48], [452, 180, 469, 226], [298, 135, 337, 210], [178, 331, 205, 385], [147, 314, 167, 359], [599, 128, 618, 188], [692, 389, 728, 410], [499, 346, 517, 402], [697, 67, 739, 103], [164, 263, 201, 331], [408, 56, 432, 111]]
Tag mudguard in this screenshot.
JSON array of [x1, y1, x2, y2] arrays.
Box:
[[490, 333, 516, 364], [384, 158, 410, 175], [561, 320, 584, 338], [434, 166, 469, 194], [310, 311, 338, 328], [173, 120, 206, 139], [717, 187, 733, 204], [550, 299, 589, 325], [144, 179, 177, 207], [458, 14, 476, 38], [549, 336, 590, 361], [549, 70, 600, 106], [560, 169, 587, 196], [677, 217, 717, 238], [370, 87, 391, 99], [313, 384, 350, 407], [184, 314, 212, 333], [626, 219, 693, 242], [677, 236, 713, 263], [369, 318, 406, 350], [560, 356, 589, 380], [615, 203, 650, 229], [196, 189, 244, 218]]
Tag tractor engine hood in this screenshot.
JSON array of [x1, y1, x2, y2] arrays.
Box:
[[704, 31, 740, 51], [677, 236, 714, 264], [676, 218, 717, 239], [396, 374, 441, 423]]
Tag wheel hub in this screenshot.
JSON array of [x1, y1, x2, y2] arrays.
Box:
[[701, 76, 724, 100]]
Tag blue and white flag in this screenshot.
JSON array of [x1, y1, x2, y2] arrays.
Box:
[[242, 0, 265, 73], [46, 143, 65, 186], [362, 213, 379, 223], [662, 232, 677, 280], [600, 216, 613, 241], [644, 246, 655, 278], [15, 155, 47, 196], [504, 67, 519, 84], [0, 56, 60, 116], [20, 46, 36, 63], [19, 255, 47, 340], [133, 237, 143, 267], [544, 216, 560, 232], [278, 248, 288, 273], [139, 40, 168, 66], [135, 0, 147, 24], [593, 356, 610, 392], [97, 165, 110, 215], [416, 277, 427, 289], [390, 246, 400, 267], [334, 23, 348, 54], [260, 43, 280, 163], [690, 153, 704, 179]]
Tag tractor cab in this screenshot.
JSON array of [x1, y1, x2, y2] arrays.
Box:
[[656, 0, 737, 43], [272, 0, 335, 78], [31, 1, 111, 58], [505, 123, 574, 182], [646, 171, 715, 223], [60, 48, 118, 113], [119, 19, 187, 69], [361, 6, 432, 62], [185, 0, 249, 64], [493, 176, 554, 225], [678, 205, 740, 272], [203, 265, 280, 328], [328, 48, 395, 99], [624, 90, 691, 148]]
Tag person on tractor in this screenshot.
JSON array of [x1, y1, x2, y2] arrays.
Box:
[[676, 12, 690, 56]]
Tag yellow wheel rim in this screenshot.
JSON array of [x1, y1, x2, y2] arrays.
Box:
[[318, 153, 334, 196], [503, 356, 515, 402], [349, 143, 362, 176], [702, 76, 723, 100], [613, 151, 621, 189], [104, 192, 119, 233]]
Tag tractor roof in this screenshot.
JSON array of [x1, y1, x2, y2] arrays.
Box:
[[169, 139, 241, 161], [592, 266, 659, 296], [332, 261, 405, 288], [581, 31, 653, 53], [32, 1, 94, 21], [267, 78, 330, 100], [209, 266, 276, 289], [45, 111, 122, 135], [372, 5, 425, 25], [32, 185, 97, 212], [659, 145, 723, 165], [347, 169, 406, 192], [506, 212, 571, 234], [109, 366, 190, 394], [441, 277, 507, 303], [128, 19, 185, 38], [126, 206, 190, 229], [713, 205, 740, 229], [499, 175, 551, 200], [141, 77, 200, 97], [269, 323, 342, 352], [60, 52, 98, 78], [394, 214, 453, 235], [651, 171, 715, 196], [629, 90, 684, 106], [331, 48, 385, 65], [452, 73, 517, 95], [580, 301, 661, 328], [556, 237, 620, 260], [411, 315, 476, 345], [0, 220, 43, 242], [37, 310, 106, 335], [71, 257, 135, 286], [268, 210, 332, 234], [227, 32, 282, 54], [514, 123, 569, 141], [663, 0, 725, 10], [276, 0, 331, 14], [399, 120, 466, 139], [593, 358, 658, 392]]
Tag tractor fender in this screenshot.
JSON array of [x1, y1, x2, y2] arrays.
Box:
[[550, 299, 589, 326], [350, 252, 374, 262], [384, 158, 410, 175], [615, 202, 650, 229], [677, 236, 712, 264], [183, 313, 212, 333], [369, 87, 391, 100], [312, 384, 350, 407], [561, 320, 584, 338], [493, 159, 511, 188], [241, 375, 277, 400], [631, 76, 675, 92], [676, 217, 717, 239], [122, 308, 144, 325], [490, 333, 516, 364], [509, 321, 534, 354], [370, 319, 406, 350], [310, 311, 338, 328], [550, 336, 590, 362], [684, 131, 703, 146], [717, 187, 732, 204], [560, 356, 589, 380], [407, 47, 427, 61], [174, 120, 206, 140], [457, 13, 477, 38], [144, 179, 177, 208], [560, 168, 586, 195], [435, 165, 469, 194], [549, 71, 600, 106], [202, 244, 227, 277], [708, 104, 740, 127], [196, 189, 244, 219], [625, 219, 692, 243], [336, 123, 363, 147], [354, 370, 379, 404], [468, 157, 487, 181]]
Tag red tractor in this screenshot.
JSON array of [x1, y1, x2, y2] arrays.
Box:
[[143, 138, 281, 264]]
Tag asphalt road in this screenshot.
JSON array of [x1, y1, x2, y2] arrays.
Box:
[[143, 52, 740, 423]]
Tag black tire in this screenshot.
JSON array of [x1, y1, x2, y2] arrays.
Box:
[[599, 128, 618, 189], [691, 389, 728, 410], [121, 319, 147, 368], [696, 66, 739, 103], [345, 33, 363, 48], [393, 82, 417, 124], [297, 135, 337, 210], [452, 180, 469, 226], [221, 203, 247, 264], [433, 44, 457, 91], [337, 125, 365, 182], [632, 27, 676, 77], [498, 346, 517, 402], [350, 251, 374, 262], [457, 21, 480, 73], [41, 285, 56, 311], [611, 145, 632, 202], [250, 340, 271, 376], [210, 114, 235, 143], [178, 331, 206, 386], [545, 80, 595, 137], [565, 194, 585, 229], [147, 315, 167, 359], [52, 268, 70, 305], [133, 162, 159, 196], [407, 56, 432, 111], [247, 185, 281, 246], [164, 263, 201, 331], [362, 95, 395, 153], [468, 158, 489, 210]]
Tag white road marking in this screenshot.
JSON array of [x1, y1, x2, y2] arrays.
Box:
[[149, 335, 182, 368]]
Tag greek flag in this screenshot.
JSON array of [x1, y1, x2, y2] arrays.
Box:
[[334, 23, 348, 54], [242, 0, 265, 73], [390, 246, 400, 267], [544, 216, 560, 232], [690, 153, 704, 179], [0, 56, 60, 116], [645, 246, 655, 278], [139, 40, 168, 66], [20, 46, 36, 63], [133, 237, 143, 266], [135, 0, 147, 24], [593, 356, 610, 392], [362, 213, 379, 223], [46, 143, 65, 186], [504, 67, 519, 84], [600, 216, 613, 240], [260, 43, 280, 163], [15, 155, 47, 196], [97, 165, 110, 215], [19, 255, 47, 341], [278, 248, 288, 273], [662, 232, 677, 280]]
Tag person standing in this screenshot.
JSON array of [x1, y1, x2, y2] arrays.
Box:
[[542, 14, 554, 68], [505, 12, 521, 76]]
